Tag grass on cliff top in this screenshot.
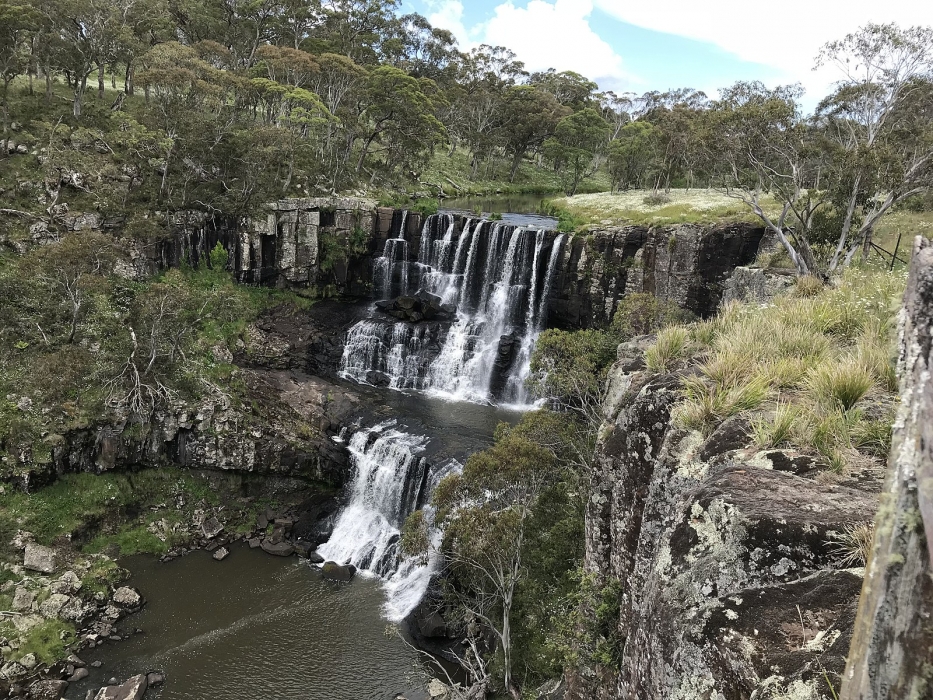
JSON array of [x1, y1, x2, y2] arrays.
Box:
[[647, 260, 908, 473], [552, 189, 782, 227]]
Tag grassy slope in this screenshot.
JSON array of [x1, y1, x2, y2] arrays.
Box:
[[551, 189, 782, 227], [645, 262, 907, 475], [418, 147, 611, 198]]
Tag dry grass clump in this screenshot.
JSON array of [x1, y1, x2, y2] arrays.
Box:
[[793, 275, 825, 297], [805, 360, 875, 411], [644, 326, 691, 373], [827, 522, 875, 567], [661, 265, 907, 470]]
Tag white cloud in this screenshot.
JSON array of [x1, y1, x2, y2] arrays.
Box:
[[425, 0, 636, 90], [592, 0, 933, 95], [425, 0, 475, 46]]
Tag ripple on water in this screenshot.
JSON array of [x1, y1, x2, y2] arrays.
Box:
[[67, 545, 431, 700]]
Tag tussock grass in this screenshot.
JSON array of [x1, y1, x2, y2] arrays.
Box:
[[644, 326, 691, 373], [805, 360, 875, 411], [751, 403, 799, 448], [827, 523, 875, 567], [655, 265, 907, 470]]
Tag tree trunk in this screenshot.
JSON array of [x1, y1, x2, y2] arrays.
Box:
[[45, 70, 51, 103], [509, 151, 522, 183], [97, 62, 105, 99], [125, 62, 134, 96], [73, 76, 87, 118], [1, 80, 10, 157]]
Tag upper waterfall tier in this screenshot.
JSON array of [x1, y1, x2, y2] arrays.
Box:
[[341, 213, 565, 405]]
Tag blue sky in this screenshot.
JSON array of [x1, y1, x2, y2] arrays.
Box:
[[403, 0, 933, 106]]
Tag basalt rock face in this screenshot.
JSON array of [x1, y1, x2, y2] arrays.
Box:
[[549, 223, 767, 328], [570, 342, 881, 700], [841, 237, 933, 700], [24, 368, 357, 492]]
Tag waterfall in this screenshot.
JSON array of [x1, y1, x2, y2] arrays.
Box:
[[317, 421, 458, 621], [339, 214, 565, 405]]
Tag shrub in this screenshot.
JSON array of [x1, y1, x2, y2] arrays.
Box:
[[806, 360, 874, 411], [611, 293, 689, 338], [642, 191, 671, 206], [645, 326, 691, 373]]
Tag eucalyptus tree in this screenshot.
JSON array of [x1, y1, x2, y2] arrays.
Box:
[[544, 107, 611, 195], [528, 68, 597, 110], [814, 23, 933, 269], [453, 44, 526, 178], [0, 0, 40, 154], [498, 85, 569, 181]]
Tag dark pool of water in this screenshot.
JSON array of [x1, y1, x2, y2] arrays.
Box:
[[441, 194, 557, 229], [67, 546, 432, 700]]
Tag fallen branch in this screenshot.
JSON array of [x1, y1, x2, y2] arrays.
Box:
[[0, 208, 42, 220]]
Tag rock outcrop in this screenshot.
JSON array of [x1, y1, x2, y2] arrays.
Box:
[[549, 223, 767, 328], [841, 237, 933, 699], [569, 341, 881, 699]]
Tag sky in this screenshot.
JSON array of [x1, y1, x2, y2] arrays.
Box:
[[404, 0, 933, 106]]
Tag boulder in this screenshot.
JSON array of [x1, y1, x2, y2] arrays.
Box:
[[260, 540, 294, 557], [200, 516, 224, 539], [26, 680, 68, 700], [146, 672, 164, 687], [39, 593, 70, 619], [247, 537, 262, 549], [51, 571, 82, 595], [67, 668, 89, 683], [212, 547, 229, 561], [11, 588, 34, 612], [23, 543, 56, 574], [92, 674, 147, 700], [307, 551, 325, 564], [112, 587, 141, 608], [321, 561, 356, 583]]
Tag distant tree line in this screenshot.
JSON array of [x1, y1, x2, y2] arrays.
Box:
[[0, 3, 931, 275]]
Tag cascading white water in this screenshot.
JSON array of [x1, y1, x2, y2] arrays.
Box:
[[317, 421, 455, 621], [340, 214, 565, 405]]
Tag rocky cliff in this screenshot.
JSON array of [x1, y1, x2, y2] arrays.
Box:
[[571, 339, 884, 698], [549, 223, 767, 328]]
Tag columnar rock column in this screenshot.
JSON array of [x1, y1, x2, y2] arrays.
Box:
[[841, 236, 933, 699]]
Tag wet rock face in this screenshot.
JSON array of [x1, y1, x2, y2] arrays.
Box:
[[571, 349, 882, 699], [549, 223, 766, 329]]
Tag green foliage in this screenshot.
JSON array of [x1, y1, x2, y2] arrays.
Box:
[[537, 200, 587, 232], [543, 108, 611, 196], [529, 328, 617, 405], [18, 619, 76, 665], [611, 293, 689, 337]]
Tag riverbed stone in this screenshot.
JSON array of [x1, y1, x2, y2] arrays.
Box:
[[23, 543, 56, 573], [212, 546, 229, 561], [11, 588, 34, 612], [260, 540, 294, 557], [12, 614, 42, 633], [67, 668, 89, 683], [307, 551, 324, 564], [112, 587, 141, 608], [51, 571, 82, 595], [321, 561, 355, 582], [146, 672, 164, 687], [39, 593, 70, 619], [93, 674, 147, 700], [200, 516, 223, 539], [27, 679, 68, 699]]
